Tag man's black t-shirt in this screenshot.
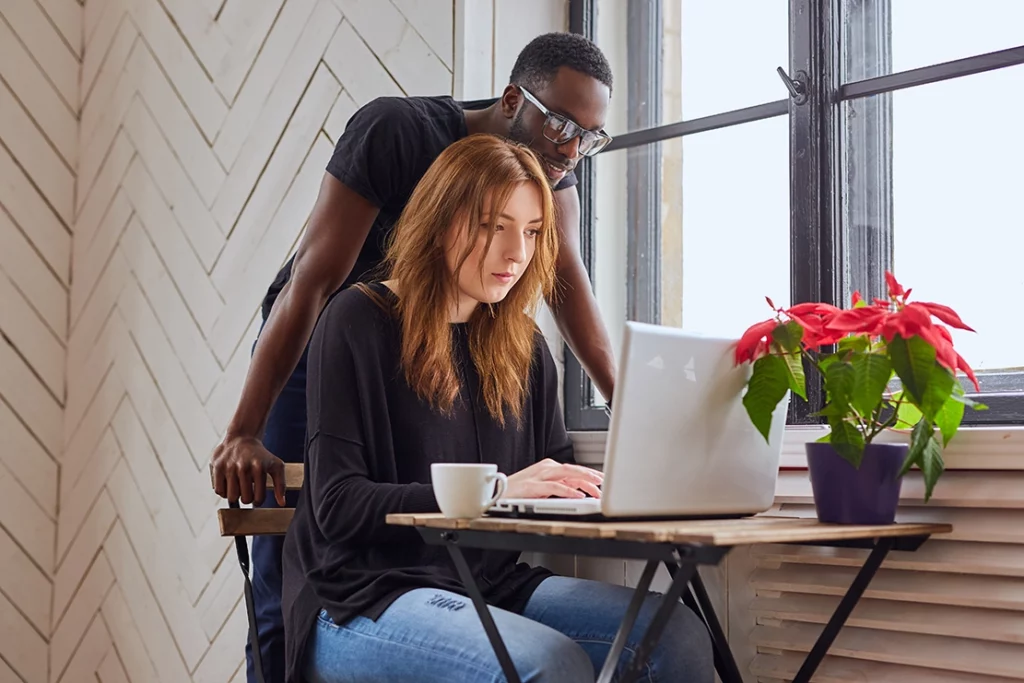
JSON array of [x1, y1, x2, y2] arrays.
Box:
[[260, 95, 579, 320]]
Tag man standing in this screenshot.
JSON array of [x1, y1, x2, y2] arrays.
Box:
[[210, 32, 617, 682]]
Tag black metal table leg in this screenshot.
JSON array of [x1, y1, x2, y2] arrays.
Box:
[[791, 537, 895, 683], [446, 543, 522, 683], [667, 562, 745, 683], [619, 561, 698, 683], [596, 560, 659, 683]]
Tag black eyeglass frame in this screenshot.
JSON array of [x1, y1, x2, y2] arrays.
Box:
[[518, 86, 614, 156]]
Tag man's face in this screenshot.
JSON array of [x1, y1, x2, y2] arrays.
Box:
[[505, 67, 611, 187]]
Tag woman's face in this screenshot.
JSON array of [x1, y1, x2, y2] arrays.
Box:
[[445, 182, 544, 321]]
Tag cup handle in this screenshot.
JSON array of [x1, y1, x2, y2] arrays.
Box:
[[486, 473, 508, 507]]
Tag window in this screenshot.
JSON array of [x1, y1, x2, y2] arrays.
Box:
[[565, 0, 1024, 430]]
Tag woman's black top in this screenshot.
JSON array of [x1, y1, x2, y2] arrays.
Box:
[[281, 283, 575, 682]]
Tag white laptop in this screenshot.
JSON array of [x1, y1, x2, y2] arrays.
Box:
[[488, 321, 789, 520]]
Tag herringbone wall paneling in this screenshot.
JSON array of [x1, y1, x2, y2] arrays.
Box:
[[1, 0, 454, 681], [0, 0, 79, 681]]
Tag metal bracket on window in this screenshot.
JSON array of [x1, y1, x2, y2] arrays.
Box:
[[777, 67, 808, 104]]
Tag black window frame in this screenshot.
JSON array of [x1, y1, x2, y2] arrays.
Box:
[[565, 0, 1024, 430]]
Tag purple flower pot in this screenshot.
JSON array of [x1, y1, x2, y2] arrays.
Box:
[[805, 442, 909, 524]]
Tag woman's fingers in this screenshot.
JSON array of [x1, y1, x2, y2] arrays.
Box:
[[505, 461, 605, 500], [561, 478, 602, 498], [540, 462, 603, 484], [534, 481, 586, 499], [565, 465, 604, 484]]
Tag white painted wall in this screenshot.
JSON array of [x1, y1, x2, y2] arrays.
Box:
[[455, 0, 569, 100], [592, 0, 629, 386], [0, 3, 79, 682]]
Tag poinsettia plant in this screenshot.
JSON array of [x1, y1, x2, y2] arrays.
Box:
[[736, 272, 986, 500]]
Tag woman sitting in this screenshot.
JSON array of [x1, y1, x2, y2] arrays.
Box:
[[281, 134, 713, 683]]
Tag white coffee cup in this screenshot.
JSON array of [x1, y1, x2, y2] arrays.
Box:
[[431, 463, 508, 519]]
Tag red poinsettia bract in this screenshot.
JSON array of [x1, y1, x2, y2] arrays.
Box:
[[734, 318, 776, 364], [735, 272, 979, 390]]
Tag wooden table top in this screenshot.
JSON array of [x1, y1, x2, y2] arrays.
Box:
[[385, 513, 952, 547]]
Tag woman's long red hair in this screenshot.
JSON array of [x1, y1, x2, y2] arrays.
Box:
[[363, 133, 559, 426]]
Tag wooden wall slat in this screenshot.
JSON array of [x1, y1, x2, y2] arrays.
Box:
[[752, 564, 1024, 612], [752, 623, 1024, 679], [776, 471, 1024, 509], [752, 540, 1024, 577], [752, 594, 1024, 645], [751, 651, 1024, 683]]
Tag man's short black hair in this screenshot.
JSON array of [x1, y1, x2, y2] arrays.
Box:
[[509, 32, 613, 93]]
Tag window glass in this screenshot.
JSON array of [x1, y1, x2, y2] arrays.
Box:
[[679, 0, 789, 120], [841, 0, 1024, 83], [595, 0, 789, 133], [680, 117, 791, 336], [590, 115, 791, 363], [887, 65, 1024, 377]]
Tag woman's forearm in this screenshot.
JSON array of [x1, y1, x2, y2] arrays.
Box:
[[322, 480, 437, 543]]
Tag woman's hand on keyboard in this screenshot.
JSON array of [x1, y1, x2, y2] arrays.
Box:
[[504, 459, 604, 499]]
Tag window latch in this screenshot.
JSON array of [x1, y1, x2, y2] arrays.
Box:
[[776, 67, 808, 105]]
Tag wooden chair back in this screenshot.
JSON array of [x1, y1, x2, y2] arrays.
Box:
[[217, 462, 304, 536]]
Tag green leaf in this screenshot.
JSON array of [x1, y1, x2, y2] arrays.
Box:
[[814, 402, 845, 418], [920, 434, 945, 502], [780, 352, 807, 400], [898, 418, 933, 478], [952, 391, 977, 406], [817, 354, 839, 382], [826, 417, 866, 468], [888, 335, 936, 405], [934, 388, 966, 447], [771, 322, 808, 401], [919, 364, 955, 422], [825, 361, 856, 411], [838, 335, 870, 354], [742, 354, 790, 443], [951, 390, 989, 411], [898, 418, 946, 500], [850, 353, 892, 417], [893, 390, 924, 429], [772, 321, 804, 354]]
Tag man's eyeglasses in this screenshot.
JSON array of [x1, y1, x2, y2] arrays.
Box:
[[519, 87, 613, 157]]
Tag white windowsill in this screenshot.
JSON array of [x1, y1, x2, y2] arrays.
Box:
[[568, 425, 1024, 470]]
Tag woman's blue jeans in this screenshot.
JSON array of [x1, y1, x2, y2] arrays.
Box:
[[303, 575, 714, 683]]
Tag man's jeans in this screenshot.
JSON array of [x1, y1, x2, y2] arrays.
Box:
[[244, 336, 308, 683], [303, 576, 714, 683]]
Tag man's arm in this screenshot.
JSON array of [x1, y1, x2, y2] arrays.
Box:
[[210, 173, 379, 505], [549, 187, 617, 403]]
